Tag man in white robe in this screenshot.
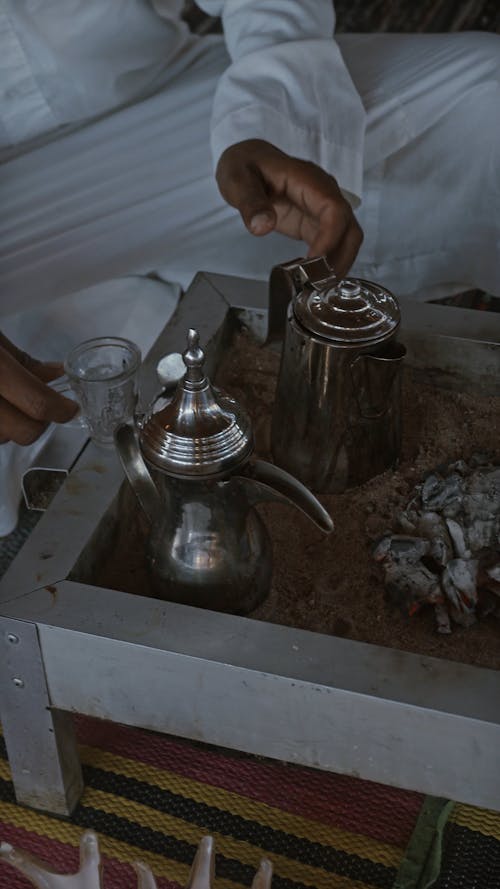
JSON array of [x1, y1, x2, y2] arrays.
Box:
[[0, 0, 499, 533]]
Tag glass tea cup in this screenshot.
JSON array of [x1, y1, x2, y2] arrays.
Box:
[[64, 336, 141, 445]]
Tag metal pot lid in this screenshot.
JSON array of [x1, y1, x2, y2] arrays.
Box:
[[294, 276, 400, 344], [140, 329, 253, 477]]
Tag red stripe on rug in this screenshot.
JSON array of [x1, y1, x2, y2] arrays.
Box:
[[0, 825, 180, 889], [75, 716, 422, 847]]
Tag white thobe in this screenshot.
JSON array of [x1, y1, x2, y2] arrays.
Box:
[[0, 0, 499, 534]]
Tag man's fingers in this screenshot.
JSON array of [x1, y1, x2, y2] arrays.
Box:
[[0, 396, 47, 445], [216, 154, 277, 236], [248, 209, 276, 236], [33, 361, 66, 384], [276, 159, 362, 273], [327, 220, 364, 280], [228, 166, 277, 235], [308, 215, 364, 280], [216, 139, 364, 273], [0, 345, 78, 426], [306, 205, 350, 266], [0, 332, 64, 383]]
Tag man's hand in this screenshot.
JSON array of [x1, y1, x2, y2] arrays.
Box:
[[216, 139, 363, 279], [0, 333, 78, 445]]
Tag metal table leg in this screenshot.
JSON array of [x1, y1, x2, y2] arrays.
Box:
[[0, 617, 83, 815]]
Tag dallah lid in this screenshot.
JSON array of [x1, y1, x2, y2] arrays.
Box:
[[294, 276, 400, 345], [140, 329, 253, 477]]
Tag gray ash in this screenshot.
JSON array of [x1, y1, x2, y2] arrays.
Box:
[[373, 455, 500, 633]]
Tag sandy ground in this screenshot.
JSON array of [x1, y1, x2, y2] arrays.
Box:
[[97, 330, 500, 670]]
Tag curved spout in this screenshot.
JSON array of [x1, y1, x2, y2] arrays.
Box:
[[114, 424, 161, 524], [240, 460, 333, 533]]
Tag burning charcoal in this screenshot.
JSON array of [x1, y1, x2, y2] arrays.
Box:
[[466, 517, 499, 552], [464, 491, 499, 524], [373, 534, 430, 565], [445, 517, 471, 559], [486, 562, 500, 584], [478, 553, 500, 598], [421, 472, 463, 513], [441, 558, 478, 614], [417, 512, 452, 568], [373, 535, 441, 615], [372, 456, 500, 632], [461, 467, 500, 551], [434, 601, 452, 634], [385, 562, 442, 615]]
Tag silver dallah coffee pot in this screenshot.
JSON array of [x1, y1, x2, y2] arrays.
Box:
[[270, 257, 406, 493], [115, 329, 333, 614]]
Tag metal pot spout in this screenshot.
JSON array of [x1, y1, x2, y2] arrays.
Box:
[[239, 460, 334, 533], [114, 423, 161, 524]]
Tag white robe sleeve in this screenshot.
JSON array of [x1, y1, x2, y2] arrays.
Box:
[[196, 0, 366, 205]]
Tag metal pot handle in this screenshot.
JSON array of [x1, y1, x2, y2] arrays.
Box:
[[267, 256, 336, 342], [114, 423, 162, 524], [350, 342, 406, 420]]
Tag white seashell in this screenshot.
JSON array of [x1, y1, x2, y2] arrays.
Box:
[[0, 831, 273, 889]]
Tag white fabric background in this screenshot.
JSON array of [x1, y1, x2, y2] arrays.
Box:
[[1, 1, 499, 534]]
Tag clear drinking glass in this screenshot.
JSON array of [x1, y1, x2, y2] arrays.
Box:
[[64, 336, 141, 445]]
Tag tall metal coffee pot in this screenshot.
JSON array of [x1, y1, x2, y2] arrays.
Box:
[[115, 329, 333, 614], [270, 257, 406, 493]]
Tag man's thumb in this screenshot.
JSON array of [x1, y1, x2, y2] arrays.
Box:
[[247, 204, 276, 236], [229, 169, 276, 236]]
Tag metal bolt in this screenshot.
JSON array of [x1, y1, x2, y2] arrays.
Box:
[[7, 634, 19, 644], [12, 677, 24, 688]]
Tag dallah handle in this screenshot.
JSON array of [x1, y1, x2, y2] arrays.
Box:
[[236, 459, 334, 533], [114, 423, 162, 525]]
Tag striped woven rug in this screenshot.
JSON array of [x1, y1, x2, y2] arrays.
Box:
[[2, 719, 500, 887], [0, 716, 424, 889]]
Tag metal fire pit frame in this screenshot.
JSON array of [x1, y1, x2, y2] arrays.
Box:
[[1, 272, 500, 817]]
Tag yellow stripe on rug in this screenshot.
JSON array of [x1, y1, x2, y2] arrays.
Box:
[[450, 804, 500, 842], [0, 796, 378, 889], [79, 784, 378, 889], [79, 744, 402, 867]]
